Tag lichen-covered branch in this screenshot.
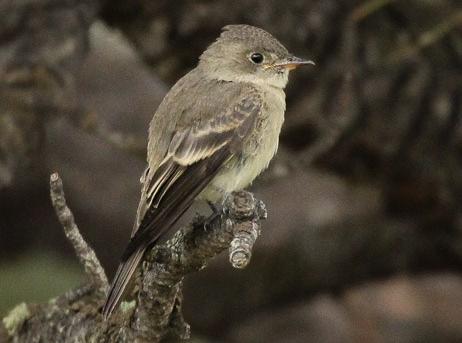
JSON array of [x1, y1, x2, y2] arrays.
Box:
[[2, 176, 266, 342], [127, 191, 266, 342], [131, 191, 266, 341]]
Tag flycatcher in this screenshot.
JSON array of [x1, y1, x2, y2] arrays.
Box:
[[103, 24, 314, 319]]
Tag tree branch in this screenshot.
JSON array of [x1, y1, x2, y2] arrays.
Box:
[[132, 191, 266, 341], [2, 175, 266, 342], [49, 173, 109, 293]]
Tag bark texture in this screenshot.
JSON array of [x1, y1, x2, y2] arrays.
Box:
[[2, 174, 265, 342]]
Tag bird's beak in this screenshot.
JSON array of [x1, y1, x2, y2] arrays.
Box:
[[274, 56, 315, 71]]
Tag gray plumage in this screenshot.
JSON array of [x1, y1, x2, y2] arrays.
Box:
[[102, 24, 313, 319]]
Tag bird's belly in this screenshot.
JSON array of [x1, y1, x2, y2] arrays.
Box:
[[200, 147, 277, 202], [200, 90, 285, 202]]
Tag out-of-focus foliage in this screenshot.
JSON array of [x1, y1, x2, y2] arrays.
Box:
[[0, 253, 83, 316]]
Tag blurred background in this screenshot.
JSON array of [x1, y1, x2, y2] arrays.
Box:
[[1, 0, 462, 342]]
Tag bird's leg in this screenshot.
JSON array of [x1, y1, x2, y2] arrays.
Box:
[[207, 200, 223, 215], [202, 200, 224, 230], [191, 201, 223, 230], [192, 212, 207, 228]]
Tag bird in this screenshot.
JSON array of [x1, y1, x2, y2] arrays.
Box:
[[102, 24, 314, 319]]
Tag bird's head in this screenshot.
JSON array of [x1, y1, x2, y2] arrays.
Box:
[[199, 25, 314, 89]]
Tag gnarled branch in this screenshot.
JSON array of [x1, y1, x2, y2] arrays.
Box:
[[2, 174, 266, 342]]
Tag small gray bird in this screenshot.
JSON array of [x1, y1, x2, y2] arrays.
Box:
[[102, 24, 314, 319]]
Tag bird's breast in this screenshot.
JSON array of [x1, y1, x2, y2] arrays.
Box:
[[242, 86, 286, 162], [201, 86, 286, 201]]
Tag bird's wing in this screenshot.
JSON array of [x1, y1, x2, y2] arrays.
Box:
[[102, 91, 262, 319]]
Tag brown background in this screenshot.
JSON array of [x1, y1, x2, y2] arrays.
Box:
[[1, 1, 462, 341]]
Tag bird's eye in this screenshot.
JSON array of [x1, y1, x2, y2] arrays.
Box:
[[250, 53, 264, 64]]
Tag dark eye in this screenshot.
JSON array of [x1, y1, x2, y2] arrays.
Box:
[[250, 53, 264, 64]]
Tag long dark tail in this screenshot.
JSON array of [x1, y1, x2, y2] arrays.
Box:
[[102, 151, 231, 319], [102, 247, 146, 320]]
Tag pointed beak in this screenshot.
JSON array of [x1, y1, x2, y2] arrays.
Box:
[[274, 56, 315, 71]]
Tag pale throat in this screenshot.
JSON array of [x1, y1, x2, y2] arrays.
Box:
[[204, 66, 289, 90]]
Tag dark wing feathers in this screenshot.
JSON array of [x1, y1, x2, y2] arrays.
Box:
[[102, 91, 261, 319]]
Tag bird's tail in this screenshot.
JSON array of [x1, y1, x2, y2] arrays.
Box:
[[102, 247, 146, 320]]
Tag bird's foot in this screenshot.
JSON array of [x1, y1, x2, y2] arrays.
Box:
[[206, 200, 224, 215], [203, 200, 224, 230]]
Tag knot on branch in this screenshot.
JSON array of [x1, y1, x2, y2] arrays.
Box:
[[225, 190, 267, 221], [229, 221, 260, 268], [225, 191, 266, 269]]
